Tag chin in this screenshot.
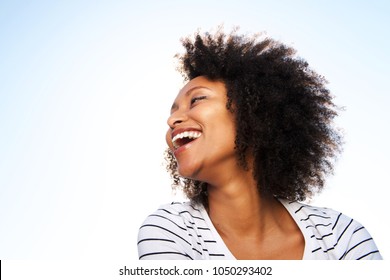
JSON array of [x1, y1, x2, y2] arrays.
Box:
[[177, 163, 202, 181]]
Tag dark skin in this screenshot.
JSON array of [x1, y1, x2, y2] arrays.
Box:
[[208, 189, 305, 260], [167, 76, 305, 259], [206, 152, 305, 260]]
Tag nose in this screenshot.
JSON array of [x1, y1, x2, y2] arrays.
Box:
[[167, 109, 188, 129]]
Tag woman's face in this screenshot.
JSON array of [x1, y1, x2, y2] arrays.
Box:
[[166, 76, 237, 184]]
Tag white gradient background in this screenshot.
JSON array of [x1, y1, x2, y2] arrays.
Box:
[[0, 0, 389, 260]]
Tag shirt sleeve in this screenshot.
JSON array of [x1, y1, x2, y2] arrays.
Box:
[[339, 222, 382, 260], [137, 208, 195, 260], [137, 222, 193, 260]]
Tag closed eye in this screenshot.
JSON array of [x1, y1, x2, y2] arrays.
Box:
[[190, 96, 207, 106]]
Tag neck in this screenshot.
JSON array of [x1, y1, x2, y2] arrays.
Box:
[[206, 173, 282, 238]]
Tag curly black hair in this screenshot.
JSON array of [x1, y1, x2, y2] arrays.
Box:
[[165, 28, 342, 206]]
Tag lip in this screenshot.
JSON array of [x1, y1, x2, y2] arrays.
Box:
[[171, 127, 202, 140], [173, 137, 200, 157], [170, 127, 202, 156]]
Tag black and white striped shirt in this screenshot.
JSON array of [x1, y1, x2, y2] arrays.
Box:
[[137, 200, 382, 260]]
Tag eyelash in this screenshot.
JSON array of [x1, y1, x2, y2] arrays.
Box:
[[190, 96, 207, 105]]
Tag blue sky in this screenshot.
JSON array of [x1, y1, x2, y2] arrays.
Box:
[[0, 0, 389, 260]]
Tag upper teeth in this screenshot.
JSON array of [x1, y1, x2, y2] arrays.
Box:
[[172, 131, 202, 148]]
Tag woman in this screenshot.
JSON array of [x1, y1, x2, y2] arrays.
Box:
[[137, 29, 382, 260]]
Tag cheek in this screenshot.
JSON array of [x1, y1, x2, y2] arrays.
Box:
[[211, 110, 236, 139]]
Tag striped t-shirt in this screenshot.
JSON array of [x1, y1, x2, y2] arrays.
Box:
[[137, 199, 382, 260]]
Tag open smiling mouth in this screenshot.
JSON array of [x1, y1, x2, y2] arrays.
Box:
[[172, 131, 202, 149]]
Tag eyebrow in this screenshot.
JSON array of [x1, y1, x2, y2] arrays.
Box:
[[170, 86, 211, 112]]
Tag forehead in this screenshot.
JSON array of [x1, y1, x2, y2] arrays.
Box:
[[176, 76, 225, 100]]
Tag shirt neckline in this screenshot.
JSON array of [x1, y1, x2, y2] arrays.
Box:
[[197, 199, 310, 260]]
